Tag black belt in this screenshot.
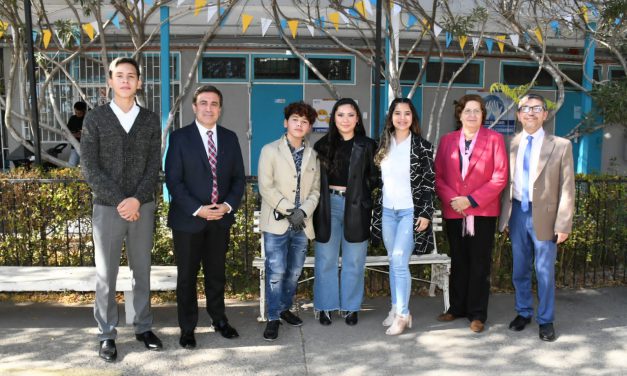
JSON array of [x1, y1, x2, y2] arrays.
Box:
[[329, 188, 346, 197]]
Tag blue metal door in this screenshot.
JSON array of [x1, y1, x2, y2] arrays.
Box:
[[250, 84, 302, 175]]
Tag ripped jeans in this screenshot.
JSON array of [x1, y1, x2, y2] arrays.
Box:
[[382, 207, 415, 316], [264, 229, 309, 321]]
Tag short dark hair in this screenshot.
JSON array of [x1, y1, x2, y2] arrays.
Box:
[[283, 101, 317, 125], [193, 85, 223, 106], [518, 93, 547, 110], [454, 94, 487, 129], [73, 101, 87, 111], [108, 57, 140, 78]]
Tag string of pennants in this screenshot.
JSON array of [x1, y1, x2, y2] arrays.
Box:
[[0, 1, 620, 49]]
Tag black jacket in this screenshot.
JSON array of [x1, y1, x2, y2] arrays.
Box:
[[313, 134, 378, 243]]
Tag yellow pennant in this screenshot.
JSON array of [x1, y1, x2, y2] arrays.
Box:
[[329, 12, 340, 31], [496, 35, 506, 53], [580, 6, 589, 24], [459, 35, 467, 49], [0, 21, 8, 39], [242, 13, 253, 33], [534, 27, 543, 44], [194, 0, 206, 16], [82, 23, 95, 40], [43, 29, 52, 48], [355, 1, 366, 18], [288, 20, 299, 38]]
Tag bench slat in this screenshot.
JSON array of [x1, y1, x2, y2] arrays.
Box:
[[252, 254, 450, 269]]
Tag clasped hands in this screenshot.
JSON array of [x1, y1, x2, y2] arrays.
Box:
[[286, 208, 306, 231], [450, 196, 471, 216], [197, 203, 229, 221], [117, 197, 141, 222]]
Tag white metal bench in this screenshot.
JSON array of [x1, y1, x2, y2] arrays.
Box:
[[0, 265, 177, 325], [252, 210, 450, 321]]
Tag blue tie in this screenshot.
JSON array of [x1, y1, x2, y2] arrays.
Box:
[[521, 135, 533, 212]]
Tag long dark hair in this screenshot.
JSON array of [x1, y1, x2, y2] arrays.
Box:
[[318, 98, 365, 173], [374, 98, 420, 166]]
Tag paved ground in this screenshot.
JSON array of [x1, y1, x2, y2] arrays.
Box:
[[0, 287, 625, 376]]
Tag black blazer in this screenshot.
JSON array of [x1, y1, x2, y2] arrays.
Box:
[[165, 122, 245, 233], [313, 134, 378, 243]]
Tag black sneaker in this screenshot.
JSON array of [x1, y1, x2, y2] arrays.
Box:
[[280, 310, 303, 327], [263, 320, 281, 341]]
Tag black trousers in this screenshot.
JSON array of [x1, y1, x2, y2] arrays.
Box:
[[444, 216, 497, 323], [173, 221, 230, 332]]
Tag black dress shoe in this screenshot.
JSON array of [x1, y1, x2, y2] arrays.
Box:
[[263, 320, 281, 341], [280, 310, 303, 327], [99, 339, 117, 362], [508, 315, 532, 331], [345, 312, 358, 326], [539, 323, 556, 342], [213, 319, 239, 339], [135, 330, 163, 350], [179, 331, 196, 349], [319, 311, 332, 326]]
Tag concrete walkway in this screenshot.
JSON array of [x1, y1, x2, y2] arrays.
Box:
[[0, 287, 625, 376]]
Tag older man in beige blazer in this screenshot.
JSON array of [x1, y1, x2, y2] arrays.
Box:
[[499, 94, 575, 342]]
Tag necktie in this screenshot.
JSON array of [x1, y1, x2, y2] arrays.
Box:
[[521, 135, 533, 212], [207, 130, 219, 204]]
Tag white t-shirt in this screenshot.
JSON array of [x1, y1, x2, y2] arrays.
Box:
[[381, 135, 413, 210]]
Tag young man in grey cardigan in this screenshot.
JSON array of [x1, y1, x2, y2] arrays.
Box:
[[81, 57, 163, 362]]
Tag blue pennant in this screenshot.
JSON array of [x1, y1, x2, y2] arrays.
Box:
[[485, 38, 494, 53], [445, 31, 452, 47]]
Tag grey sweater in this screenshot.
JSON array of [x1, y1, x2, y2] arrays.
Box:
[[81, 103, 161, 206]]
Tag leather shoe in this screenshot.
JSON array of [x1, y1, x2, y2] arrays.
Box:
[[280, 310, 303, 327], [135, 330, 163, 350], [99, 339, 117, 362], [263, 320, 281, 341], [345, 312, 358, 326], [509, 315, 532, 331], [213, 319, 239, 339], [179, 331, 196, 349], [539, 323, 556, 342], [319, 311, 332, 326], [437, 313, 459, 322], [470, 320, 485, 333]]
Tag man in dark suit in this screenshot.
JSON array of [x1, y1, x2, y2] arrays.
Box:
[[165, 85, 245, 349]]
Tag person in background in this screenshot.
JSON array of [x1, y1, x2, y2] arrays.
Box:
[[67, 101, 87, 167]]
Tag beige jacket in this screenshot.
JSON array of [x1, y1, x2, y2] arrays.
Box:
[[499, 132, 575, 241], [258, 135, 320, 239]]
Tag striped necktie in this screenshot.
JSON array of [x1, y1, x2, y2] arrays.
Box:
[[207, 130, 218, 204]]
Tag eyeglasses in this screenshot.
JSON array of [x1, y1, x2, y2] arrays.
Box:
[[462, 109, 482, 115], [518, 105, 545, 113]]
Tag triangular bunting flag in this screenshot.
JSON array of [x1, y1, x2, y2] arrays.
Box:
[[177, 0, 186, 7], [472, 37, 480, 50], [406, 15, 417, 29], [549, 20, 559, 36], [32, 30, 38, 44], [485, 38, 494, 53], [580, 6, 589, 24], [523, 32, 530, 43], [195, 0, 205, 16], [433, 23, 442, 37], [329, 13, 340, 31], [392, 3, 401, 17], [459, 35, 467, 49], [280, 19, 287, 29], [242, 13, 253, 33], [347, 9, 359, 19], [260, 17, 272, 36], [363, 0, 373, 15], [339, 12, 349, 24], [288, 20, 299, 38], [0, 21, 8, 39], [219, 8, 226, 26], [496, 35, 506, 52], [43, 29, 52, 48], [144, 0, 153, 7], [445, 32, 452, 47], [207, 5, 217, 22], [565, 15, 573, 31], [355, 1, 366, 18], [534, 27, 543, 44], [306, 24, 315, 36], [509, 33, 519, 47], [82, 23, 95, 40], [111, 14, 120, 29]]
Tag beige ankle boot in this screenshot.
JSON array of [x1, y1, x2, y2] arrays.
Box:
[[385, 313, 412, 335], [382, 305, 396, 326]]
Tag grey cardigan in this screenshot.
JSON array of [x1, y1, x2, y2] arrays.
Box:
[[81, 103, 161, 206]]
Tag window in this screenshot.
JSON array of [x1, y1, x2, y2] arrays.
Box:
[[501, 63, 554, 88], [199, 55, 247, 81], [306, 57, 353, 82], [559, 64, 601, 89], [425, 60, 483, 86], [253, 57, 300, 80], [609, 67, 625, 81], [399, 59, 422, 83]]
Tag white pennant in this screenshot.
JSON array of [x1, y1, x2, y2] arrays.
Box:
[[306, 24, 315, 36], [261, 17, 272, 36], [392, 4, 402, 17], [472, 37, 480, 49], [177, 0, 186, 7], [564, 15, 573, 31], [363, 0, 373, 15], [91, 21, 99, 36], [207, 5, 218, 22], [339, 12, 349, 24], [509, 34, 519, 47], [433, 23, 442, 37], [54, 29, 65, 48]]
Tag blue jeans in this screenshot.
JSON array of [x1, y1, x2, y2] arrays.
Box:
[[264, 229, 308, 321], [314, 194, 368, 312], [382, 207, 415, 316], [509, 200, 557, 325]]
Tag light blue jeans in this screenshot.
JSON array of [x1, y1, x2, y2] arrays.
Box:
[[314, 194, 368, 313], [264, 229, 309, 321], [382, 207, 415, 316]]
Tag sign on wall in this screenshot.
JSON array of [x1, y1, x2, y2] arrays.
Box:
[[470, 91, 516, 135], [312, 99, 336, 132]]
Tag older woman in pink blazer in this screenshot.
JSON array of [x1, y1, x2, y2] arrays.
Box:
[[434, 94, 508, 333]]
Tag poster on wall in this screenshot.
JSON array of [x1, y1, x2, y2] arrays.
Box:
[[469, 91, 516, 135], [312, 99, 336, 132]]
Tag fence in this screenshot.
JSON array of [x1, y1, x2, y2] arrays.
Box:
[[0, 175, 624, 293]]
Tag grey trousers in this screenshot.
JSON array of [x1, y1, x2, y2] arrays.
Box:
[[93, 201, 155, 341]]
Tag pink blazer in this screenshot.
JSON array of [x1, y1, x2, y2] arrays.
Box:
[[435, 127, 508, 219]]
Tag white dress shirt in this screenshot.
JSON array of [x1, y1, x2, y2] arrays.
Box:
[[109, 100, 139, 133], [193, 121, 231, 215], [381, 135, 413, 210], [513, 127, 545, 202]]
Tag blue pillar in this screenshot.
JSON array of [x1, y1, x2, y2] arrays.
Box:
[[160, 6, 171, 199], [577, 22, 599, 174]]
